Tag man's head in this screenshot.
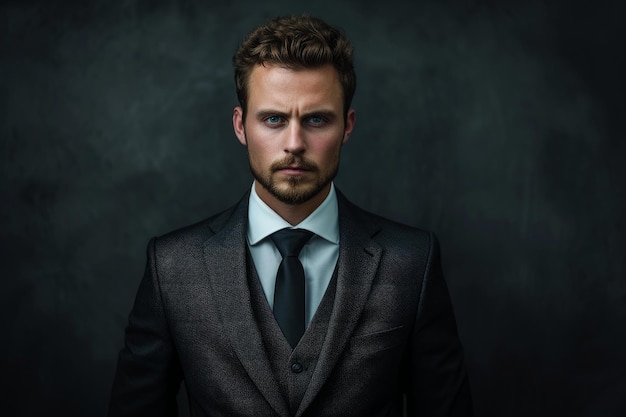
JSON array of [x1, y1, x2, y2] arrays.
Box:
[[233, 15, 356, 120], [232, 16, 356, 218]]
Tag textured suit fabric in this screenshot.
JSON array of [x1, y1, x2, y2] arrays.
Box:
[[108, 190, 473, 417]]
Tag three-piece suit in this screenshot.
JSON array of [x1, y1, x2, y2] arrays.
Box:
[[109, 190, 472, 416]]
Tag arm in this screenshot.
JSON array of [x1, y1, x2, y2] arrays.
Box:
[[108, 237, 182, 417], [405, 232, 473, 416]]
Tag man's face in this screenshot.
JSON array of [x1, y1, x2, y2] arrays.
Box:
[[233, 64, 355, 208]]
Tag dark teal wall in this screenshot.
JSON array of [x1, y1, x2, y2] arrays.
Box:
[[2, 0, 625, 415]]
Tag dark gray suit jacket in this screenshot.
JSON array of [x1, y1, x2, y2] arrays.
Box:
[[109, 191, 472, 416]]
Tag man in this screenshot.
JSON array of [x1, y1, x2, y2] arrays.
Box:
[[109, 15, 473, 417]]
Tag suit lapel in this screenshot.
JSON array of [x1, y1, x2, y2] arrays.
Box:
[[202, 194, 289, 417], [296, 193, 383, 416]]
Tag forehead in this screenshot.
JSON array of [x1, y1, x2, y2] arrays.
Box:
[[247, 64, 343, 110]]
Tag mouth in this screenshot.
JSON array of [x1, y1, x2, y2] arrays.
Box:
[[271, 156, 317, 176], [275, 166, 311, 175]]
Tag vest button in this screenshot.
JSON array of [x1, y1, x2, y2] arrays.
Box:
[[291, 362, 303, 373]]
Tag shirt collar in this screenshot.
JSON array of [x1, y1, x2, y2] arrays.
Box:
[[247, 181, 340, 245]]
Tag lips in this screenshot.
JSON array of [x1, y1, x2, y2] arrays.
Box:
[[277, 165, 309, 171], [276, 166, 310, 175]]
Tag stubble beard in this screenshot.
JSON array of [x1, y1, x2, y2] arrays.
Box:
[[250, 154, 339, 205]]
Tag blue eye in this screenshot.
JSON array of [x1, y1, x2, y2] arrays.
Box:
[[266, 116, 282, 124], [308, 116, 326, 125]]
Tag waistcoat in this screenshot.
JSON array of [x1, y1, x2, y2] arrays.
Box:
[[246, 248, 339, 415]]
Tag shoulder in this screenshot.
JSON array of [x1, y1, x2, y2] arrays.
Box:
[[150, 192, 248, 257], [338, 190, 434, 251], [337, 191, 441, 290]]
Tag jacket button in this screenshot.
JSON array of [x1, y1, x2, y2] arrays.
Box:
[[291, 362, 303, 373]]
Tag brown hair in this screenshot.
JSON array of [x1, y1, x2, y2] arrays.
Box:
[[233, 15, 356, 118]]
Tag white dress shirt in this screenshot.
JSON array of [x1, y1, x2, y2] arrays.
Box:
[[247, 182, 340, 326]]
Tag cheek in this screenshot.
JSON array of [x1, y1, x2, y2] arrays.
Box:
[[316, 139, 343, 161], [246, 127, 275, 152], [246, 139, 274, 165]]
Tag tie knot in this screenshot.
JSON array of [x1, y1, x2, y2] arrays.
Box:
[[270, 229, 314, 258]]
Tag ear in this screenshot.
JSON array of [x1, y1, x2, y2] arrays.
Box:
[[233, 106, 247, 146], [342, 109, 356, 144]]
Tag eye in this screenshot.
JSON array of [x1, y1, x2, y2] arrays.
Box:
[[265, 115, 283, 125], [307, 116, 327, 126]]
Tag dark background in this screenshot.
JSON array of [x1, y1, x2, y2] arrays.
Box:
[[1, 0, 625, 415]]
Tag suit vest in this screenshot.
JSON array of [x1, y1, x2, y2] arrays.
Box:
[[246, 249, 339, 415]]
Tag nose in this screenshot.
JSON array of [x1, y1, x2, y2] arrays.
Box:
[[284, 122, 306, 155]]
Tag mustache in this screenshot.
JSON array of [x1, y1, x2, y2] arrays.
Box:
[[270, 155, 318, 172]]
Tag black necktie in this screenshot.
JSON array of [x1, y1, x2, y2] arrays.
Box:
[[270, 228, 314, 348]]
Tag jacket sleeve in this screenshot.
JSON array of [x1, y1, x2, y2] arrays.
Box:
[[108, 237, 182, 417], [405, 232, 473, 416]]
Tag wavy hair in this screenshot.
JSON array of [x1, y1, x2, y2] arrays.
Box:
[[233, 15, 356, 118]]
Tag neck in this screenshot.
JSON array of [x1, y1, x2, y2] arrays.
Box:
[[255, 183, 331, 226]]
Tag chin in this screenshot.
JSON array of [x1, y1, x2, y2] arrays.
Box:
[[252, 165, 335, 206], [272, 183, 321, 205]]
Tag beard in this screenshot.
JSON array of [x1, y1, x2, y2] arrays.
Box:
[[249, 153, 339, 205]]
